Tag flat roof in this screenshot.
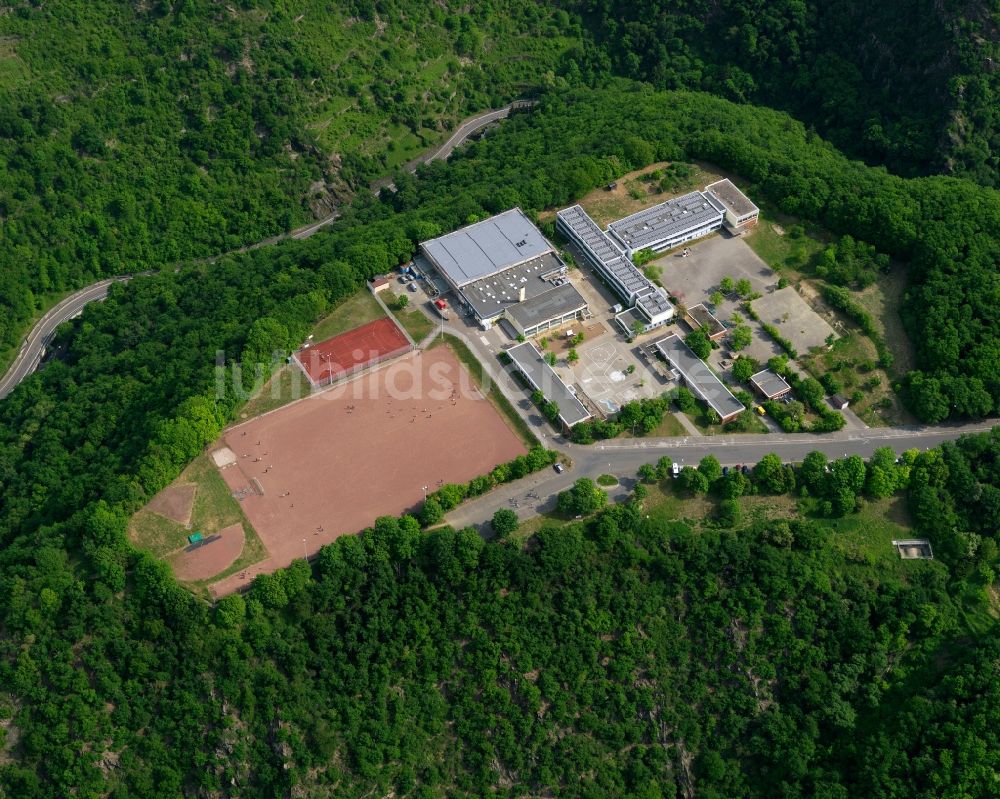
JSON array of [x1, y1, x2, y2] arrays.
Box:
[[607, 191, 724, 251], [555, 205, 654, 300], [458, 251, 566, 321], [654, 334, 745, 420], [508, 341, 591, 427], [705, 179, 758, 218], [507, 282, 588, 330], [686, 303, 726, 337], [749, 369, 791, 398], [615, 306, 647, 332], [421, 208, 553, 288]]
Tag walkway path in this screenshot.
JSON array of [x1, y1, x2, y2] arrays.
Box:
[[673, 411, 702, 436]]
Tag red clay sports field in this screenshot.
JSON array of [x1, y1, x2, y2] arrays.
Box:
[[207, 346, 527, 597], [294, 317, 412, 385]]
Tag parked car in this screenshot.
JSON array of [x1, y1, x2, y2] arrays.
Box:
[[741, 465, 750, 475], [553, 463, 565, 474], [407, 282, 418, 292], [722, 466, 729, 476], [755, 405, 766, 416], [671, 462, 680, 478]]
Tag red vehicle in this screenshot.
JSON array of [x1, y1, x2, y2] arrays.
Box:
[[433, 298, 450, 319]]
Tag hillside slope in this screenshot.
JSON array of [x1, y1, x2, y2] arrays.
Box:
[[569, 0, 1000, 184], [0, 0, 572, 356]]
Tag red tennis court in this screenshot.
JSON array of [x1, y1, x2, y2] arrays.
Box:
[[295, 318, 411, 385]]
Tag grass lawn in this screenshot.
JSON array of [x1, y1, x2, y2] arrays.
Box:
[[642, 482, 713, 528], [853, 261, 916, 376], [799, 331, 915, 427], [799, 495, 915, 572], [682, 405, 768, 436], [311, 290, 386, 342], [434, 333, 539, 449], [745, 208, 915, 427], [744, 207, 827, 275], [511, 512, 574, 541], [623, 411, 688, 438], [238, 364, 314, 420], [129, 454, 268, 588], [383, 290, 435, 342], [540, 161, 728, 227], [236, 291, 389, 420]]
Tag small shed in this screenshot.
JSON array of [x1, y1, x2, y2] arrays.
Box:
[[685, 303, 727, 341], [828, 394, 850, 411], [370, 275, 392, 293], [749, 369, 792, 400]]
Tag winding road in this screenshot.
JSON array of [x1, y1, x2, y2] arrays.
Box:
[[3, 99, 995, 533], [0, 102, 531, 400], [0, 276, 131, 399]]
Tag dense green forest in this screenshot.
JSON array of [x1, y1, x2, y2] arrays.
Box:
[[567, 0, 1000, 184], [1, 3, 999, 794], [0, 0, 573, 356], [0, 79, 998, 794], [4, 0, 1000, 409]]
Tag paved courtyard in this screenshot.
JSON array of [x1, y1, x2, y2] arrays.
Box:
[[752, 286, 837, 354], [555, 337, 668, 416]]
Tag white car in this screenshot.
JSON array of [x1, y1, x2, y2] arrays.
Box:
[[553, 463, 565, 474], [671, 462, 680, 478]]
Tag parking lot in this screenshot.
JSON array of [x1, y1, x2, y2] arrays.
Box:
[[653, 234, 776, 311], [652, 233, 838, 379], [751, 286, 837, 354]]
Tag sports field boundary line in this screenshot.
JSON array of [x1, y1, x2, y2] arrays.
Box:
[[226, 348, 421, 433], [370, 286, 417, 347]]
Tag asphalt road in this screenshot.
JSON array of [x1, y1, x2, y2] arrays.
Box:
[[420, 308, 1000, 531], [445, 419, 1000, 532], [0, 276, 131, 400], [0, 103, 530, 400]]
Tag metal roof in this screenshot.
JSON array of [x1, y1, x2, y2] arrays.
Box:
[[507, 282, 588, 330], [507, 341, 591, 427], [421, 208, 553, 288], [607, 191, 724, 252], [458, 251, 565, 321], [556, 205, 625, 264], [635, 287, 673, 319], [556, 204, 654, 301], [654, 334, 745, 420]]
